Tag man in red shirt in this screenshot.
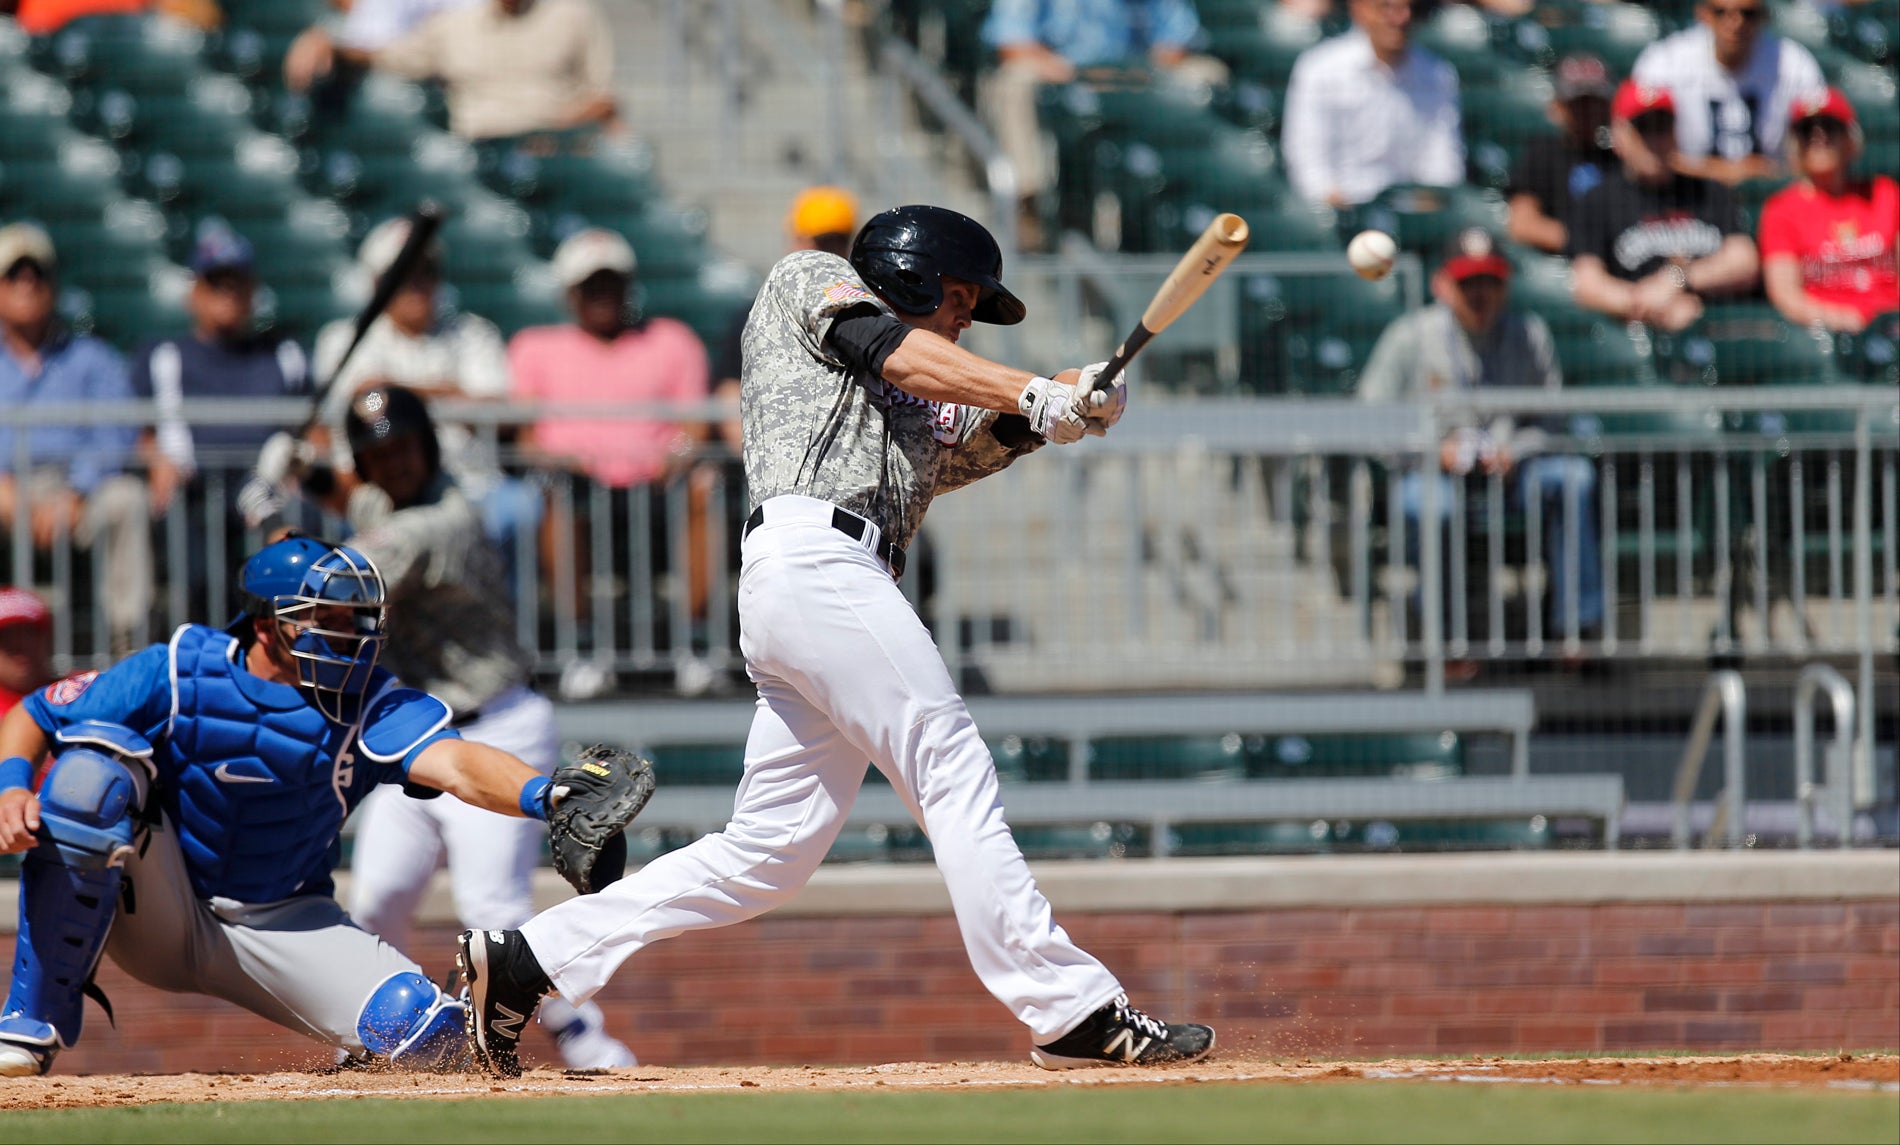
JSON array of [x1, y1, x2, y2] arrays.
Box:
[[1759, 89, 1899, 332]]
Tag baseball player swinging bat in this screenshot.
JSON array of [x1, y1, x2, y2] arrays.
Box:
[[1089, 212, 1250, 394]]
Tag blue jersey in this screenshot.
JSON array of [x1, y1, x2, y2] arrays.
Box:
[[23, 624, 460, 903]]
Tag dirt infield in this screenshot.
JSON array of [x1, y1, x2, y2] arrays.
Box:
[[2, 1053, 1893, 1111]]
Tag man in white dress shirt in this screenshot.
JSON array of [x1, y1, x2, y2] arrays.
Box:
[[1281, 0, 1464, 208], [1631, 0, 1826, 185]]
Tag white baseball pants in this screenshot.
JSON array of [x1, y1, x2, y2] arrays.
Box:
[[522, 495, 1124, 1043]]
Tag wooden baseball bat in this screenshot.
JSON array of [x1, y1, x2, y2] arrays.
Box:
[[1091, 212, 1250, 393], [300, 200, 446, 435]]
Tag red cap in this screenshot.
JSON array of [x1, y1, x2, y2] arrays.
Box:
[[1611, 80, 1675, 123], [1441, 228, 1512, 283], [1788, 87, 1857, 129], [0, 587, 51, 631]]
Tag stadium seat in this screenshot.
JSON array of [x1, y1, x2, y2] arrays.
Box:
[[1556, 319, 1662, 387], [1832, 311, 1900, 386], [1012, 822, 1147, 860], [1340, 184, 1509, 256], [989, 735, 1071, 783], [73, 283, 192, 347], [39, 16, 209, 96], [43, 205, 173, 288], [91, 78, 261, 158], [1169, 821, 1335, 856], [643, 743, 744, 787], [1827, 0, 1896, 65], [1087, 734, 1250, 781], [1243, 731, 1465, 779], [1676, 305, 1843, 387], [255, 281, 363, 344], [1512, 0, 1664, 74], [0, 146, 125, 221], [449, 280, 566, 338], [137, 145, 311, 220], [229, 204, 358, 288]]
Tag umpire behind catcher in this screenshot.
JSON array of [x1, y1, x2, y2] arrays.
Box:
[[458, 204, 1215, 1075]]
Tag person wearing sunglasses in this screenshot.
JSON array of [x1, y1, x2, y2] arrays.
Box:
[[1758, 89, 1899, 333], [1568, 82, 1761, 333], [1632, 0, 1826, 185]]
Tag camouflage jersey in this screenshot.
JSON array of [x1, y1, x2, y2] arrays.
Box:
[[346, 472, 532, 714], [740, 250, 1042, 550]]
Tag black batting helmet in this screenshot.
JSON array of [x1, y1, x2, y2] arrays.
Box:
[[344, 384, 441, 476], [848, 205, 1026, 326]]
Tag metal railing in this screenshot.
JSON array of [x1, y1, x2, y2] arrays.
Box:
[[1793, 662, 1858, 849], [1670, 670, 1748, 850]]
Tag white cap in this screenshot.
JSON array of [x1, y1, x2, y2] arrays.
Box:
[[357, 216, 444, 279], [551, 228, 636, 289], [0, 222, 56, 273]]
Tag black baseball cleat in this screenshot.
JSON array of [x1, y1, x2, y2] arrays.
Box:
[[1030, 994, 1215, 1070], [457, 928, 553, 1078]]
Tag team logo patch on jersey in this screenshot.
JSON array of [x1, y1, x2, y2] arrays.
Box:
[[933, 401, 961, 445], [43, 672, 98, 706], [824, 281, 873, 305]]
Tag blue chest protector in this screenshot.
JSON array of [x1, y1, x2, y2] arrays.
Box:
[[158, 625, 451, 902]]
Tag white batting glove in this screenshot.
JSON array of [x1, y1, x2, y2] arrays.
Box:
[[1016, 376, 1091, 445], [1070, 361, 1127, 437]]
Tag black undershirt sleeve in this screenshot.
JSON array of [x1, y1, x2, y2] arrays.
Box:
[[825, 305, 914, 378]]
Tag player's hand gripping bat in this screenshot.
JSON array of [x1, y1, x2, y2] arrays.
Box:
[[1088, 212, 1250, 395]]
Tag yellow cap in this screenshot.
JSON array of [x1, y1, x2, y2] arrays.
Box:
[[786, 186, 859, 239]]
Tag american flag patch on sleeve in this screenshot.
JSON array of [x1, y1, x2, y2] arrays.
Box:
[[824, 281, 873, 305]]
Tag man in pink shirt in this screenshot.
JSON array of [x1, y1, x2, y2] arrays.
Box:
[[509, 229, 719, 696]]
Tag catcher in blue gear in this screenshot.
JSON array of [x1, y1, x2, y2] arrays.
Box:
[[0, 537, 620, 1076]]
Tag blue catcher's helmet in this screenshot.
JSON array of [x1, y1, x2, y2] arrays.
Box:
[[236, 539, 387, 719]]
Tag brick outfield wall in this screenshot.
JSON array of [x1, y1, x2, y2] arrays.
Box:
[[9, 897, 1895, 1075]]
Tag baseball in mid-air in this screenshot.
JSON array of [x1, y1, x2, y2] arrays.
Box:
[[1347, 230, 1398, 281]]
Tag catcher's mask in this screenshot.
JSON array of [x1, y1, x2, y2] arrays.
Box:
[[240, 540, 387, 720]]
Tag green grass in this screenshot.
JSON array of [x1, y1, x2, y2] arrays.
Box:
[[4, 1082, 1895, 1144]]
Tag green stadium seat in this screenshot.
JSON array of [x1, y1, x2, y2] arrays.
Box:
[[1461, 72, 1559, 158], [323, 141, 490, 215], [451, 280, 565, 338], [1513, 0, 1665, 74], [293, 76, 437, 155], [138, 146, 311, 220], [0, 147, 125, 220], [1682, 305, 1843, 387], [1012, 822, 1146, 860], [42, 16, 209, 96], [540, 208, 710, 278], [43, 206, 173, 288], [433, 199, 540, 284], [219, 0, 331, 36], [1169, 821, 1335, 856], [1332, 817, 1554, 851], [1828, 0, 1896, 66], [75, 284, 192, 347], [94, 78, 261, 158], [1817, 48, 1900, 133], [255, 282, 362, 344], [1556, 319, 1661, 387], [1411, 2, 1515, 84], [1087, 734, 1249, 781], [227, 205, 357, 288], [643, 743, 744, 787], [989, 735, 1071, 783], [1831, 311, 1900, 386], [0, 102, 79, 163], [488, 145, 663, 215], [1244, 731, 1466, 779], [1341, 183, 1509, 256]]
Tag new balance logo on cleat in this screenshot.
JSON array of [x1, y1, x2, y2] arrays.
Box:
[[1030, 995, 1215, 1071], [457, 929, 553, 1079]]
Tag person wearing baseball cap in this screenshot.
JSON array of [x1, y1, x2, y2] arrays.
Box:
[[507, 228, 717, 696], [0, 223, 153, 656], [1360, 228, 1604, 653], [129, 219, 310, 563], [1568, 80, 1760, 333], [784, 186, 860, 258], [1758, 89, 1898, 332], [1507, 53, 1617, 255], [0, 588, 53, 720]]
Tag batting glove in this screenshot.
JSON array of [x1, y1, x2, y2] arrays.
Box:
[[1070, 361, 1127, 437], [1016, 376, 1092, 445]]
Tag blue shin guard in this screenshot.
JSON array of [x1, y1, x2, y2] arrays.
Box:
[[1, 742, 145, 1070], [357, 972, 470, 1072]]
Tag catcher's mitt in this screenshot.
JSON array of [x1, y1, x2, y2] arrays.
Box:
[[547, 745, 657, 894]]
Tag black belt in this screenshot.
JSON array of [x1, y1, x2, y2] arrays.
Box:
[[743, 504, 907, 578]]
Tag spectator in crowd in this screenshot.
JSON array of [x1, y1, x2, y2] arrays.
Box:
[[1569, 83, 1761, 333], [0, 223, 151, 655], [980, 0, 1228, 248], [507, 228, 715, 698], [1759, 89, 1899, 332], [131, 223, 310, 585], [1282, 0, 1464, 208], [0, 588, 53, 721], [1631, 0, 1826, 185], [1506, 53, 1617, 255], [284, 0, 481, 92], [254, 217, 539, 584], [1360, 229, 1603, 650], [282, 0, 618, 144]]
